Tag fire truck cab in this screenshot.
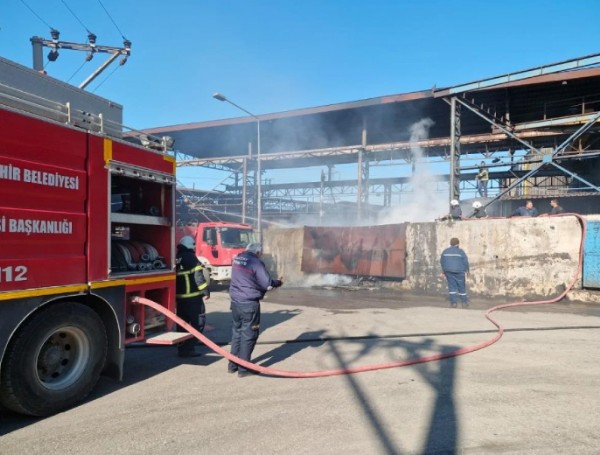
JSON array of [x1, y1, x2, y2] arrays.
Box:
[[177, 221, 256, 284]]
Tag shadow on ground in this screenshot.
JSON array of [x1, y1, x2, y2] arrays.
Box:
[[0, 307, 299, 436]]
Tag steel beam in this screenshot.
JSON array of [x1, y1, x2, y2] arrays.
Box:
[[553, 111, 600, 156], [455, 97, 542, 154], [513, 112, 600, 131], [174, 129, 563, 169], [441, 52, 600, 95], [549, 160, 600, 192]]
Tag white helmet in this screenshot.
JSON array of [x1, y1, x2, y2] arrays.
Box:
[[245, 243, 263, 255], [178, 235, 196, 250], [473, 201, 482, 209], [450, 199, 459, 206]]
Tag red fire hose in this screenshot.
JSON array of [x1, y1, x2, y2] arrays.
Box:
[[133, 213, 586, 378]]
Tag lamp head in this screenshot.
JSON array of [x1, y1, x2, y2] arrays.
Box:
[[212, 92, 227, 102]]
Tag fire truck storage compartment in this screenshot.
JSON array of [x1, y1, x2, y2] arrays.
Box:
[[124, 286, 174, 344], [109, 168, 173, 276]]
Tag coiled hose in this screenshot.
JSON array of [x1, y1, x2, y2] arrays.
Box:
[[133, 214, 586, 378]]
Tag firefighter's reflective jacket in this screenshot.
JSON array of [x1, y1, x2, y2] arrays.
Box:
[[175, 245, 210, 299]]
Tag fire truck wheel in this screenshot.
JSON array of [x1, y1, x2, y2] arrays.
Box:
[[0, 302, 107, 416]]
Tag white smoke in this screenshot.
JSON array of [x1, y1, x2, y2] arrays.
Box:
[[378, 118, 448, 224], [295, 273, 353, 288]]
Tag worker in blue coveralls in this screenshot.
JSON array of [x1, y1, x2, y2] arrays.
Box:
[[228, 243, 283, 378], [440, 237, 470, 308]]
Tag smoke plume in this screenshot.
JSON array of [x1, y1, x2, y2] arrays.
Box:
[[378, 118, 448, 223]]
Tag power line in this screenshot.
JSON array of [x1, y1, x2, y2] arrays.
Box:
[[90, 62, 120, 92], [19, 0, 55, 31], [97, 0, 127, 39], [66, 59, 89, 83], [60, 0, 92, 35]]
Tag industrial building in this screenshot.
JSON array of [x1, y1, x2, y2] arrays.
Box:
[[143, 52, 600, 227]]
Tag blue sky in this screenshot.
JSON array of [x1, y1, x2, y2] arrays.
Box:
[[2, 0, 600, 194]]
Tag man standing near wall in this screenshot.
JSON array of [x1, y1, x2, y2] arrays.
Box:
[[440, 237, 470, 308]]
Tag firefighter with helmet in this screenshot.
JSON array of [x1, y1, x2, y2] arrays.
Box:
[[175, 235, 210, 357], [471, 200, 488, 219], [438, 199, 463, 221]]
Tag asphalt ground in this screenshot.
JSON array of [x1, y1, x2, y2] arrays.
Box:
[[1, 287, 600, 455]]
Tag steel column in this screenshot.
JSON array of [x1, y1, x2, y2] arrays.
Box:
[[357, 149, 363, 220], [241, 157, 248, 223], [450, 97, 461, 201], [384, 184, 391, 207], [31, 38, 44, 71], [361, 121, 369, 207]]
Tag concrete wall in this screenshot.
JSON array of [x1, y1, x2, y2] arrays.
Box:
[[261, 227, 306, 284], [263, 216, 583, 299]]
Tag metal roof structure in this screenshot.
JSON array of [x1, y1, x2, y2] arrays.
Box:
[[144, 52, 600, 224]]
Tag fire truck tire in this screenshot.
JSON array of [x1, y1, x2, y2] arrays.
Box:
[[0, 302, 107, 417]]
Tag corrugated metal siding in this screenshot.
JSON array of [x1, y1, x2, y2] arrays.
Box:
[[301, 224, 406, 278]]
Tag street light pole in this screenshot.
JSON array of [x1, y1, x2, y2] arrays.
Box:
[[212, 92, 262, 243], [256, 118, 261, 243]]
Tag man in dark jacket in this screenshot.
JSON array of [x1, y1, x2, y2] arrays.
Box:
[[440, 237, 470, 308], [549, 198, 564, 214], [175, 236, 210, 357], [228, 243, 283, 377], [512, 200, 538, 217]]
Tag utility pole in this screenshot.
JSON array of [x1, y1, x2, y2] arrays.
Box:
[[31, 29, 131, 89]]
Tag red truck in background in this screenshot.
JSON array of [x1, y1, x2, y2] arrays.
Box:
[[176, 221, 256, 284], [0, 57, 187, 416]]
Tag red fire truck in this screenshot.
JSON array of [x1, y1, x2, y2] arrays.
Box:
[[0, 57, 187, 416], [176, 221, 256, 284]]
